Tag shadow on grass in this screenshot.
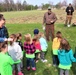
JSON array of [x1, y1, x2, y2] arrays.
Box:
[[43, 68, 52, 75]]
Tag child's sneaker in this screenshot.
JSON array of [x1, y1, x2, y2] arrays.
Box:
[[53, 64, 57, 67], [36, 60, 39, 63], [18, 72, 23, 75], [27, 67, 30, 71], [67, 24, 70, 27], [41, 59, 47, 63], [43, 59, 47, 62], [32, 67, 36, 71], [41, 59, 44, 62]]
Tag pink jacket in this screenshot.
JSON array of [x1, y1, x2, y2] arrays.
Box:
[[33, 39, 41, 51]]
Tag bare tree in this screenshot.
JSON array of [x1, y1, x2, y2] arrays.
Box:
[[73, 0, 76, 9], [61, 0, 67, 7], [23, 0, 27, 6], [48, 1, 54, 8], [9, 0, 15, 11], [16, 0, 22, 11], [4, 0, 10, 11], [22, 0, 27, 10], [0, 0, 38, 11]]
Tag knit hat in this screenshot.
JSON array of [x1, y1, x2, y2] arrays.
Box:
[[33, 29, 39, 35]]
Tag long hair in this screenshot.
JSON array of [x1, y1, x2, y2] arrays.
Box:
[[59, 38, 71, 51]]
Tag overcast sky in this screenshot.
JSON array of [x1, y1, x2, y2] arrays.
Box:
[[26, 0, 72, 5], [1, 0, 73, 6], [18, 0, 73, 6]]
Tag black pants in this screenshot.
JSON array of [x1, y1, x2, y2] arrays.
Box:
[[35, 53, 40, 61], [40, 51, 47, 60], [53, 55, 59, 66]]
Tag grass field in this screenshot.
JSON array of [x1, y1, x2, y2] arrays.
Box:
[[1, 9, 76, 24], [0, 9, 76, 75], [6, 23, 76, 75]]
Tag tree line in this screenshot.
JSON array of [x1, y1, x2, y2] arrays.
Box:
[[0, 0, 38, 11], [0, 0, 76, 12]]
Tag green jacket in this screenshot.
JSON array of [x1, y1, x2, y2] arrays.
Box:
[[0, 52, 14, 75]]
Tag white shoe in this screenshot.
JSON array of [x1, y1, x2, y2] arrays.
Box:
[[67, 24, 70, 27], [43, 59, 47, 62], [41, 59, 44, 62], [53, 64, 57, 67], [41, 59, 47, 62]]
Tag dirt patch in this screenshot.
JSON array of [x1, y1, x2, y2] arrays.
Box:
[[6, 10, 76, 24]]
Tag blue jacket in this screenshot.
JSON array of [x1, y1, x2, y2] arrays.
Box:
[[39, 37, 48, 50], [58, 49, 76, 66], [0, 27, 6, 42]]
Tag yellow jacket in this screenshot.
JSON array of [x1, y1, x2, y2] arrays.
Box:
[[52, 37, 61, 50]]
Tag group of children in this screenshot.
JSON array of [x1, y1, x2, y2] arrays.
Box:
[[52, 31, 76, 75], [0, 27, 76, 75], [24, 29, 48, 71], [0, 33, 23, 75], [0, 29, 48, 75]]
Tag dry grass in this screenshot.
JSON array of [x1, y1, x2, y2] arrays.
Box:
[[0, 9, 76, 24]]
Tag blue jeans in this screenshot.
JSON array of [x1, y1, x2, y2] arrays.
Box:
[[26, 58, 35, 68]]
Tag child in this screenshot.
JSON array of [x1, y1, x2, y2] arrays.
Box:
[[8, 34, 23, 75], [33, 29, 39, 36], [33, 29, 41, 63], [33, 35, 41, 63], [16, 33, 23, 51], [58, 39, 76, 75], [52, 31, 62, 66], [24, 33, 36, 71], [0, 42, 14, 75], [39, 32, 48, 62], [16, 33, 24, 69]]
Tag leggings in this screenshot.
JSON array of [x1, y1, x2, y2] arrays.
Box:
[[60, 69, 69, 75]]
